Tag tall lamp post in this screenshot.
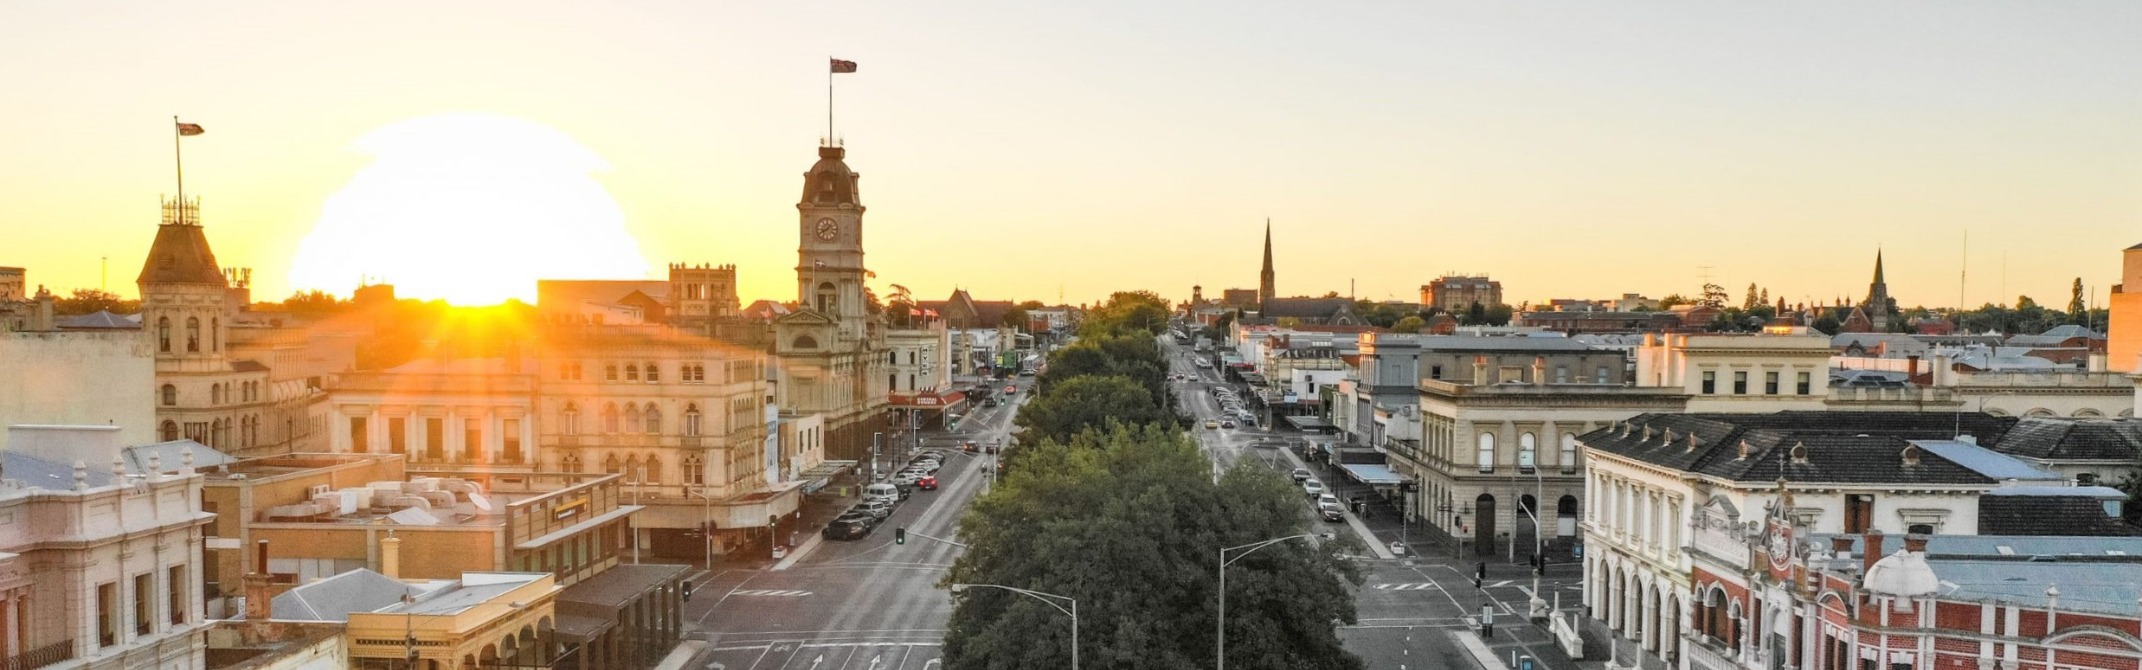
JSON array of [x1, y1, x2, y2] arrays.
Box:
[[949, 583, 1077, 670], [1518, 452, 1546, 620], [1217, 533, 1318, 670]]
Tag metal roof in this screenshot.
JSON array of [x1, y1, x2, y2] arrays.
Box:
[[1910, 440, 2062, 483]]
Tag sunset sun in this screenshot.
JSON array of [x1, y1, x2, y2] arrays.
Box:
[[287, 113, 650, 304]]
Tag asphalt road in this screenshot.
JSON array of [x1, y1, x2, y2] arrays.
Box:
[[690, 381, 1027, 670]]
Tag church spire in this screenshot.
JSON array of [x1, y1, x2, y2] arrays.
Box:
[[1258, 218, 1275, 312], [1872, 248, 1886, 286]]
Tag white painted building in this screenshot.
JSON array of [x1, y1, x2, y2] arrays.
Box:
[[0, 331, 155, 454]]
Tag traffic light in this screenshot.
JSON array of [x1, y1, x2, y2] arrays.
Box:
[[1473, 562, 1486, 589], [896, 527, 907, 545], [1534, 553, 1547, 576]]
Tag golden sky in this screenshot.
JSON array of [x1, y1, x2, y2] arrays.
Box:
[[3, 2, 2139, 309]]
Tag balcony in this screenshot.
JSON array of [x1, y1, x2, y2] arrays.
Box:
[[1681, 632, 1740, 670], [1, 640, 75, 670]]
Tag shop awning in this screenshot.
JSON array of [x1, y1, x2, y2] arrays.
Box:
[[889, 391, 968, 410], [1339, 463, 1407, 486], [1282, 416, 1335, 430]]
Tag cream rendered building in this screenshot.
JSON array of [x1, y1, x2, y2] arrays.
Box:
[[1634, 332, 1832, 413], [0, 425, 213, 670], [772, 145, 890, 467]]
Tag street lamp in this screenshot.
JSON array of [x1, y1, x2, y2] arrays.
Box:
[[948, 583, 1078, 670], [1217, 533, 1318, 670]]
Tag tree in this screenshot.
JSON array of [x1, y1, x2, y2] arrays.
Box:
[[1390, 315, 1425, 333], [53, 288, 138, 315], [1742, 283, 1760, 311], [1465, 301, 1486, 325], [1658, 294, 1690, 310], [1700, 283, 1728, 309], [1351, 299, 1400, 328], [2068, 278, 2088, 325], [1014, 375, 1168, 448], [943, 424, 1363, 670]]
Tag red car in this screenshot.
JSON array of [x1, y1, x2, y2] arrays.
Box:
[[1004, 385, 1017, 395], [917, 475, 938, 490]]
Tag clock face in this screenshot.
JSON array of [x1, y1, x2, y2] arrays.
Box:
[[815, 218, 839, 241]]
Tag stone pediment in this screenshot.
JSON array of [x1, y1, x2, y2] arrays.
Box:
[[775, 309, 838, 326]]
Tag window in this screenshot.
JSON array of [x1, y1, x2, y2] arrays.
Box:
[[815, 282, 837, 313], [684, 454, 705, 485], [1554, 366, 1569, 383], [1764, 371, 1779, 395], [644, 404, 661, 434], [1595, 366, 1609, 383], [387, 417, 406, 454], [161, 384, 177, 406], [1430, 365, 1443, 380], [185, 317, 200, 353], [603, 454, 620, 475], [1701, 371, 1716, 394], [463, 419, 482, 461], [1519, 433, 1537, 473], [889, 351, 898, 365], [98, 582, 117, 647], [889, 374, 898, 392], [562, 403, 580, 435], [1732, 371, 1748, 394], [211, 384, 222, 405], [1560, 433, 1578, 474], [684, 404, 702, 436], [645, 362, 660, 383], [603, 403, 620, 434], [908, 351, 917, 365], [135, 572, 153, 635], [909, 374, 917, 390], [1845, 494, 1874, 534], [644, 457, 662, 485], [169, 565, 186, 625], [1796, 371, 1811, 395], [625, 364, 639, 382], [503, 419, 522, 463], [349, 417, 369, 453], [157, 317, 171, 352], [2077, 473, 2098, 485], [1476, 433, 1496, 473], [210, 317, 219, 351], [160, 420, 178, 442], [561, 454, 582, 473], [623, 404, 641, 434], [605, 364, 618, 381], [424, 418, 444, 461]]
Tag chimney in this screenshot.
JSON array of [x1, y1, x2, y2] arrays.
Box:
[[245, 540, 273, 620], [1905, 355, 1921, 384], [2088, 352, 2107, 373], [1472, 356, 1489, 385], [381, 534, 403, 579], [1903, 534, 1929, 554], [1862, 529, 1884, 575], [1532, 356, 1547, 385], [1830, 535, 1854, 561]]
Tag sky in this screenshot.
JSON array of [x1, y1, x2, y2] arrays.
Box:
[[3, 1, 2139, 309]]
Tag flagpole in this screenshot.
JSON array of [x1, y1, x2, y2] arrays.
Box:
[[173, 115, 184, 221], [827, 58, 835, 145]]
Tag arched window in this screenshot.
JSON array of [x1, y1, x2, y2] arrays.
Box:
[[561, 454, 582, 473], [643, 404, 661, 434], [602, 454, 620, 475], [211, 384, 223, 405], [793, 335, 819, 349], [815, 282, 837, 313], [643, 456, 662, 485], [683, 454, 704, 485], [185, 317, 200, 353], [160, 420, 178, 442], [161, 384, 177, 407], [605, 364, 618, 381], [684, 404, 702, 437], [625, 364, 639, 382], [1560, 433, 1579, 474], [210, 317, 219, 351], [1519, 432, 1538, 473], [562, 402, 580, 435], [644, 362, 659, 383], [1476, 433, 1496, 473], [602, 403, 620, 434], [157, 317, 171, 352], [622, 404, 641, 433]]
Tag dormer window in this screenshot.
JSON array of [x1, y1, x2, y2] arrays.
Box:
[[816, 172, 837, 203]]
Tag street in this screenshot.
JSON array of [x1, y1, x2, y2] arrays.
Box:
[[1166, 337, 1589, 670], [689, 379, 1027, 669]]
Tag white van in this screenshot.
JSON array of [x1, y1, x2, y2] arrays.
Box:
[[864, 483, 900, 505]]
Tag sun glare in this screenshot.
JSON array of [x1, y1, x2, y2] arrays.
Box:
[[288, 113, 651, 305]]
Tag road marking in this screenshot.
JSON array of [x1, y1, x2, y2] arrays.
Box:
[[730, 589, 813, 597], [1490, 580, 1513, 588], [1372, 583, 1439, 591]]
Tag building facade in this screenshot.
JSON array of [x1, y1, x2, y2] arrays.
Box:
[[771, 145, 890, 469], [1423, 275, 1504, 312]]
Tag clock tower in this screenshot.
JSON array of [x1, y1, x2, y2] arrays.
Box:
[[797, 145, 868, 342]]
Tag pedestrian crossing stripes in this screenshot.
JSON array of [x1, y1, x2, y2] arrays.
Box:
[[729, 589, 812, 597], [1371, 583, 1437, 591]]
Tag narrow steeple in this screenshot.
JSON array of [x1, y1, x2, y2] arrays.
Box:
[[1872, 248, 1886, 285], [1258, 218, 1275, 312]]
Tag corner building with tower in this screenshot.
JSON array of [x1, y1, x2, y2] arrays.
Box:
[[771, 145, 891, 474]]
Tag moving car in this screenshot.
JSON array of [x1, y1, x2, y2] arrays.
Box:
[[1318, 500, 1346, 522], [1290, 468, 1312, 483], [1219, 420, 1237, 429], [823, 518, 874, 541], [1302, 479, 1325, 497], [1203, 420, 1219, 429], [917, 475, 938, 490]]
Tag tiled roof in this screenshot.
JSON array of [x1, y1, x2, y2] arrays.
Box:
[[1990, 418, 2142, 461], [136, 223, 228, 286], [56, 310, 139, 329], [1261, 298, 1352, 319], [1979, 494, 2141, 536], [1580, 412, 2021, 485]]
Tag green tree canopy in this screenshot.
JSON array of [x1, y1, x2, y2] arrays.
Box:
[[943, 424, 1363, 670], [1390, 315, 1425, 333], [1014, 375, 1169, 445], [53, 288, 139, 315]]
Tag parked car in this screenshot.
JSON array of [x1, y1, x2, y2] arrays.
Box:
[[917, 475, 938, 490], [1302, 479, 1325, 497], [1318, 500, 1346, 522], [1290, 468, 1312, 483], [833, 510, 878, 528], [823, 518, 874, 540], [864, 483, 900, 505], [1220, 420, 1237, 429], [850, 500, 892, 520], [1203, 420, 1219, 429]]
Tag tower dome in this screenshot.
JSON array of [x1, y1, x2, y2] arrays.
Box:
[[799, 146, 861, 207], [1862, 549, 1939, 598]]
